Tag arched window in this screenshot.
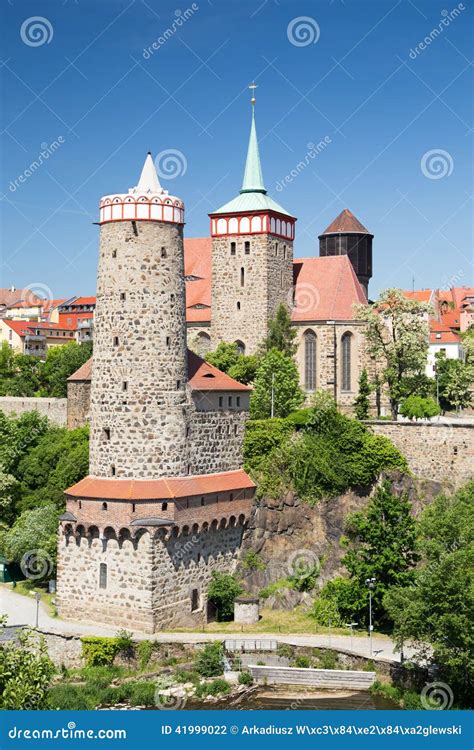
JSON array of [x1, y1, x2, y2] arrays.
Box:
[[196, 332, 211, 356], [304, 330, 317, 391], [341, 332, 352, 391]]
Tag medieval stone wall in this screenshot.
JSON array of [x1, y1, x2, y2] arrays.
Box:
[[211, 234, 293, 354], [67, 381, 91, 429], [89, 220, 189, 479], [368, 421, 474, 488], [188, 408, 248, 474], [56, 524, 243, 632], [0, 397, 67, 426]]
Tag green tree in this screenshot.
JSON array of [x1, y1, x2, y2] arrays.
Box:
[[353, 368, 371, 420], [399, 395, 440, 420], [206, 342, 240, 373], [0, 470, 20, 528], [39, 341, 92, 398], [356, 289, 431, 419], [250, 349, 304, 419], [263, 303, 297, 357], [0, 504, 60, 576], [207, 572, 243, 621], [341, 481, 419, 627], [228, 354, 260, 385], [0, 411, 49, 477], [435, 352, 474, 414], [0, 623, 55, 709], [384, 481, 474, 706], [194, 642, 224, 677]]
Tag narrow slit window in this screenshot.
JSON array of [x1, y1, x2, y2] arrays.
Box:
[[122, 381, 128, 391], [113, 336, 119, 347], [120, 292, 126, 301], [102, 428, 111, 441], [110, 465, 116, 477], [161, 247, 167, 258], [244, 241, 250, 254], [99, 563, 107, 589], [112, 250, 117, 258], [191, 588, 199, 612], [240, 267, 245, 287], [230, 242, 236, 256]]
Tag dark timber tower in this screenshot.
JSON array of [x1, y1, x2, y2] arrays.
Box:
[[319, 208, 373, 298]]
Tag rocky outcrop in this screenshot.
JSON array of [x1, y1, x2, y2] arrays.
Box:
[[239, 472, 443, 595]]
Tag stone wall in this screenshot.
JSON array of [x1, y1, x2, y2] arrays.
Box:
[[67, 381, 91, 429], [0, 397, 67, 426], [211, 233, 293, 354], [368, 422, 474, 489], [56, 524, 243, 632], [188, 408, 248, 474]]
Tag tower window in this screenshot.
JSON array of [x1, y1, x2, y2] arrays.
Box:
[[166, 336, 171, 347], [275, 243, 278, 256], [201, 497, 205, 506], [101, 502, 108, 511], [132, 503, 136, 513], [99, 563, 107, 589], [177, 380, 181, 389], [283, 245, 287, 259], [170, 294, 175, 303], [161, 247, 167, 258], [113, 336, 119, 347], [245, 241, 250, 254], [162, 502, 168, 511], [191, 588, 200, 612], [112, 250, 117, 258], [120, 292, 126, 301], [230, 242, 236, 256], [237, 301, 241, 310], [122, 381, 128, 391], [240, 267, 245, 287], [110, 465, 116, 477], [102, 428, 111, 441]]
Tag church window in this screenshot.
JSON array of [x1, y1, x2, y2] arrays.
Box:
[[341, 332, 352, 391], [237, 301, 241, 310], [230, 242, 236, 255], [245, 241, 250, 254], [191, 588, 200, 612], [240, 267, 245, 287], [161, 247, 167, 258], [99, 563, 107, 589], [304, 330, 317, 391], [162, 502, 168, 511]]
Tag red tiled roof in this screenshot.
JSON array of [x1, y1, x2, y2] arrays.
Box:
[[66, 469, 255, 500], [68, 351, 250, 391], [403, 290, 434, 303], [184, 238, 212, 323], [292, 255, 367, 321], [429, 319, 460, 344], [32, 321, 76, 332], [440, 310, 460, 329], [0, 288, 44, 307], [42, 298, 69, 314], [452, 287, 474, 309], [320, 208, 370, 235], [2, 319, 34, 337], [70, 296, 96, 306]]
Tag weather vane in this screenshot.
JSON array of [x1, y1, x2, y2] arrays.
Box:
[[249, 82, 258, 106]]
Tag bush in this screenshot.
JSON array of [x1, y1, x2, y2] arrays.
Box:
[[238, 671, 253, 686], [175, 669, 200, 685], [81, 637, 119, 667], [195, 678, 230, 698], [241, 550, 265, 571], [293, 655, 310, 668], [137, 640, 154, 670], [311, 597, 342, 627], [243, 418, 291, 471], [194, 642, 224, 678], [207, 572, 243, 621], [400, 395, 440, 420], [314, 649, 338, 670], [115, 630, 134, 658]]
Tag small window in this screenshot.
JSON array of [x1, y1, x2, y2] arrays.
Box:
[[283, 245, 287, 259], [230, 493, 234, 501], [177, 380, 181, 389], [237, 301, 241, 310], [132, 503, 136, 513], [101, 502, 107, 511], [102, 428, 111, 441], [228, 396, 233, 407], [274, 243, 278, 256], [110, 465, 116, 477], [236, 396, 241, 407], [166, 336, 171, 347], [170, 294, 175, 303], [230, 242, 236, 256], [113, 336, 119, 347], [240, 267, 245, 287], [453, 446, 458, 456], [99, 563, 107, 589], [191, 588, 200, 612], [201, 497, 205, 506], [78, 500, 82, 509], [245, 241, 250, 254], [161, 247, 167, 258], [122, 381, 128, 391], [218, 396, 223, 407], [162, 502, 168, 511], [112, 250, 117, 258], [120, 292, 126, 301]]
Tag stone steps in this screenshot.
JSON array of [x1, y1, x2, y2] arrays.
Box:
[[248, 665, 376, 690]]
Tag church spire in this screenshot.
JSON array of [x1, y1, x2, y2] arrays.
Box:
[[240, 84, 266, 195], [133, 152, 164, 194]]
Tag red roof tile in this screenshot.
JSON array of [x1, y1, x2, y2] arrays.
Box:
[[66, 469, 255, 500], [68, 351, 250, 391], [429, 319, 460, 344], [320, 208, 370, 235], [1, 319, 34, 337], [184, 238, 212, 323], [403, 290, 434, 304], [292, 255, 367, 321], [69, 296, 96, 306], [0, 288, 44, 307]]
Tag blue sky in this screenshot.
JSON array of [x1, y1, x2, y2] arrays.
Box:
[[1, 0, 472, 299]]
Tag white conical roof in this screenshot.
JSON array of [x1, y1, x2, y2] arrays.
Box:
[[131, 152, 165, 195]]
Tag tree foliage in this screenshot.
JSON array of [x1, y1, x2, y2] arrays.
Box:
[[206, 342, 259, 384], [250, 349, 304, 419], [435, 351, 474, 414], [0, 504, 61, 575], [207, 571, 243, 621], [263, 303, 297, 358], [353, 368, 371, 421], [0, 625, 55, 709], [399, 395, 440, 420], [38, 341, 92, 398], [355, 289, 431, 418]]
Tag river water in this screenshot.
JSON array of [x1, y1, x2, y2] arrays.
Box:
[[185, 687, 400, 711]]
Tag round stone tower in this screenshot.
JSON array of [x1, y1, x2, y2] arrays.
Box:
[[89, 153, 189, 479]]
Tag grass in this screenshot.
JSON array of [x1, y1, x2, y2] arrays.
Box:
[[1, 580, 56, 617], [170, 608, 354, 635]]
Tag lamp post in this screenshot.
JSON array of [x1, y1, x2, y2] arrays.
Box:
[[365, 577, 376, 657], [35, 592, 41, 629], [345, 622, 358, 651]]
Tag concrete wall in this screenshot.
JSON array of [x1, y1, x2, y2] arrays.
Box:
[[368, 421, 474, 488], [249, 664, 376, 690], [0, 397, 67, 426]]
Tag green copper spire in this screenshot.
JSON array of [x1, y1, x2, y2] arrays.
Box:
[[240, 84, 266, 195]]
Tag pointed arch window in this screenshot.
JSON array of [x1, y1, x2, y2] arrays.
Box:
[[304, 330, 317, 391], [341, 332, 352, 391]]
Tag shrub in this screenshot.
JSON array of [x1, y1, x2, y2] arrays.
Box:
[[259, 578, 292, 599], [195, 678, 230, 698], [238, 671, 253, 686], [137, 640, 154, 670], [314, 649, 338, 670], [311, 597, 342, 627], [127, 681, 156, 706], [194, 642, 224, 678], [81, 637, 119, 667], [175, 669, 200, 685], [293, 655, 310, 668], [207, 572, 243, 621], [115, 629, 134, 658], [276, 644, 294, 659], [400, 395, 441, 420], [243, 418, 291, 470], [241, 550, 265, 571]]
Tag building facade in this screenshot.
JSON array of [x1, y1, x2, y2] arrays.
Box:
[[56, 155, 255, 631]]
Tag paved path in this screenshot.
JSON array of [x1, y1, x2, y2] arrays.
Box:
[[0, 586, 410, 664]]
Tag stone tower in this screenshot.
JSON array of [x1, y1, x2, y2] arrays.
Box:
[[209, 91, 297, 354], [319, 208, 373, 298], [89, 153, 188, 479]]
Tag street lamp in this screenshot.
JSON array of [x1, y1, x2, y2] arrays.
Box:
[[35, 592, 41, 629], [345, 622, 358, 651], [365, 578, 376, 657]]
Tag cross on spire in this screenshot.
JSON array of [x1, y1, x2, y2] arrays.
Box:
[[249, 82, 258, 106]]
